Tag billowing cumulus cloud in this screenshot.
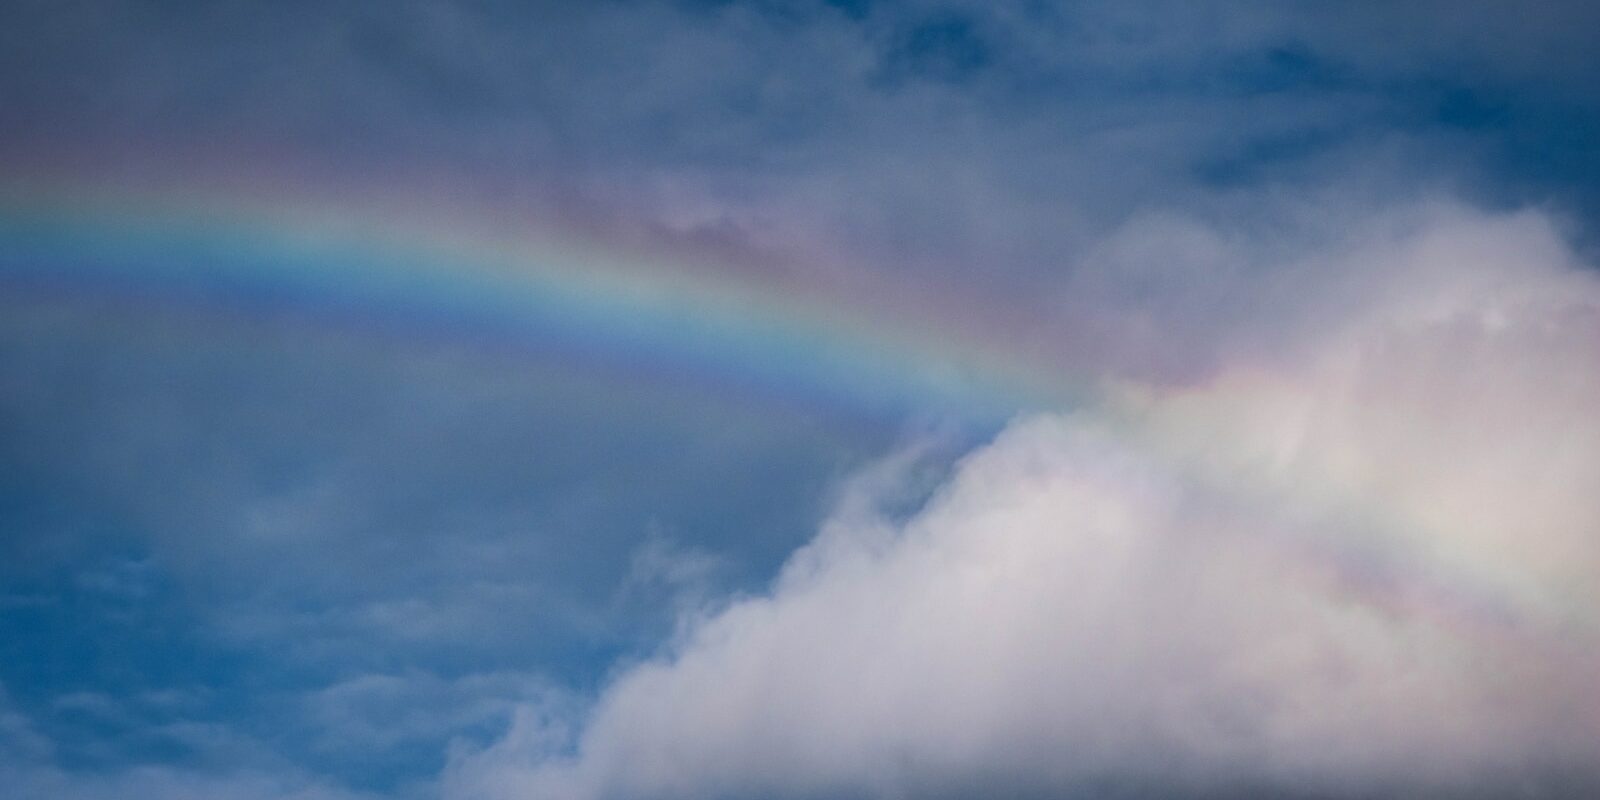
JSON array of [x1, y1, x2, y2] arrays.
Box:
[[444, 205, 1600, 799]]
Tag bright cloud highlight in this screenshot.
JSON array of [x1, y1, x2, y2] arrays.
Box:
[[447, 204, 1600, 800]]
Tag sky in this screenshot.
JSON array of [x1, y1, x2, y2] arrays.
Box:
[[2, 1, 1599, 798]]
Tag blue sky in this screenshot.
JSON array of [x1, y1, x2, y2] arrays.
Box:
[[3, 2, 1600, 799]]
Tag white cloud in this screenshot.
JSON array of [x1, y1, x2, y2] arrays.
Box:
[[446, 203, 1600, 799]]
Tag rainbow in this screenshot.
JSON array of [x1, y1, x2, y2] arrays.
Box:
[[0, 176, 1080, 437], [0, 172, 1584, 658]]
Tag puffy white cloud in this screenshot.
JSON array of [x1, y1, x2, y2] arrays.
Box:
[[446, 204, 1600, 799]]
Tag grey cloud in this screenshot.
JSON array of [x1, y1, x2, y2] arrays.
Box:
[[8, 0, 1597, 283]]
